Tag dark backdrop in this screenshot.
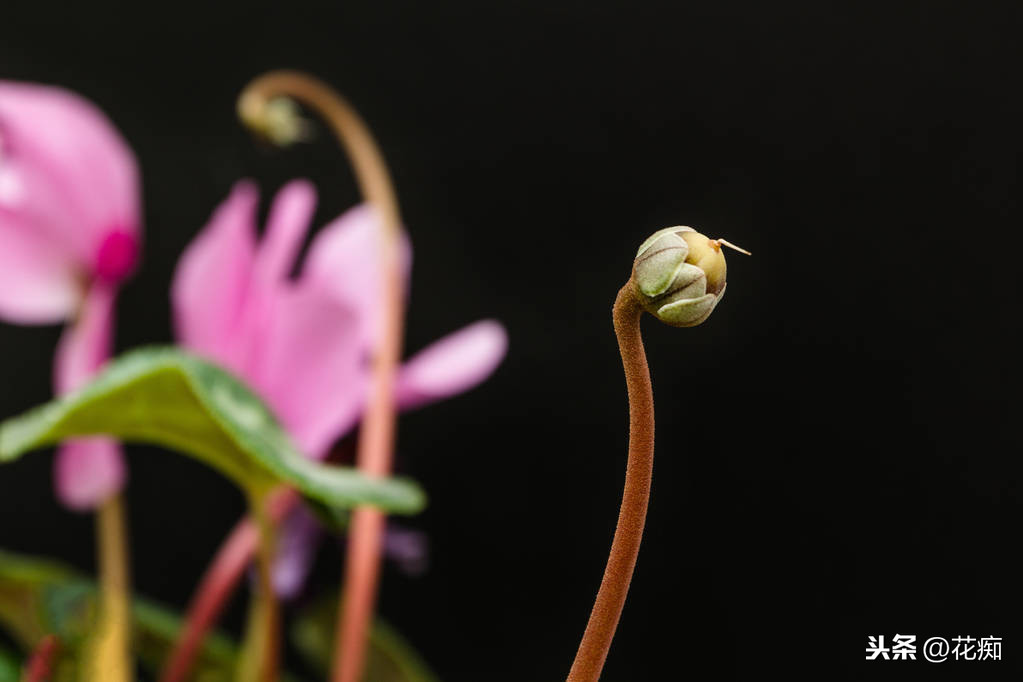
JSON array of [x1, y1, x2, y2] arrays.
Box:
[[2, 2, 1022, 680]]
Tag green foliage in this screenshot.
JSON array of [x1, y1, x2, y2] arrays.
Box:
[[0, 550, 236, 680], [0, 347, 424, 514], [0, 551, 439, 682], [0, 643, 18, 682], [292, 592, 439, 682]]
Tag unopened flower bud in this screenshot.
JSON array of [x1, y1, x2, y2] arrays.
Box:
[[237, 95, 312, 146], [633, 226, 746, 327]]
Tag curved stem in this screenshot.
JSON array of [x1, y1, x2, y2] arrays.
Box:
[[567, 283, 653, 682], [238, 71, 406, 682], [159, 490, 296, 682]]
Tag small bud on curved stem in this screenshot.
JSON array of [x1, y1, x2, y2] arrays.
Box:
[[568, 226, 746, 681], [237, 70, 406, 682], [632, 225, 746, 328], [238, 96, 313, 146], [164, 71, 406, 682]]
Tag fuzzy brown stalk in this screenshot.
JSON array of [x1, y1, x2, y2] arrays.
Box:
[[567, 282, 653, 682]]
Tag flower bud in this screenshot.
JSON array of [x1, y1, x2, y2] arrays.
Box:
[[238, 95, 311, 146], [632, 226, 729, 327]]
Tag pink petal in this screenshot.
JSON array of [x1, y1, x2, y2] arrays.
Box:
[[0, 210, 80, 323], [54, 438, 126, 511], [53, 283, 114, 394], [272, 505, 322, 599], [51, 283, 125, 510], [396, 320, 507, 410], [254, 180, 317, 285], [171, 182, 258, 373], [235, 180, 318, 381], [301, 204, 412, 349], [0, 81, 141, 271], [253, 283, 365, 458]]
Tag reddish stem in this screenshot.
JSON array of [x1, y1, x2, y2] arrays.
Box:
[[159, 489, 296, 682], [22, 635, 59, 682], [237, 71, 406, 682], [567, 284, 653, 681]]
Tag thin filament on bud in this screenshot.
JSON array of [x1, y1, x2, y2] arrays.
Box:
[[713, 238, 752, 256]]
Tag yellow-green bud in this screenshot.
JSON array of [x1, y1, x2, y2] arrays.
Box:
[[237, 95, 312, 146], [632, 226, 736, 327]]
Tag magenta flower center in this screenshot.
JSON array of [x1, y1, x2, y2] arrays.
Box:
[[95, 229, 139, 283]]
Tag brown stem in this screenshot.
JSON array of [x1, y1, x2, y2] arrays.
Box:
[[567, 283, 653, 682], [238, 71, 405, 682]]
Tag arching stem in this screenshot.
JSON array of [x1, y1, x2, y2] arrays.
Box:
[[238, 71, 406, 682], [567, 282, 654, 682]]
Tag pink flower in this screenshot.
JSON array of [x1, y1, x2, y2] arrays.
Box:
[[172, 179, 507, 460], [0, 81, 141, 509], [173, 180, 507, 596]]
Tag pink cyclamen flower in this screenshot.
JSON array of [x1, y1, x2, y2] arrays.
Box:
[[173, 180, 507, 460], [172, 181, 506, 593], [0, 81, 141, 510]]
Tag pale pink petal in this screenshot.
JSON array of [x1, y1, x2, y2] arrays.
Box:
[[0, 81, 141, 269], [53, 283, 114, 394], [254, 180, 317, 284], [234, 180, 317, 380], [51, 283, 124, 510], [171, 182, 258, 373], [0, 211, 80, 323], [396, 320, 507, 410], [54, 438, 126, 511], [301, 204, 411, 348], [254, 283, 365, 458], [272, 506, 322, 599]]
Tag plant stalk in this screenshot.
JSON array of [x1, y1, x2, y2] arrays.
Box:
[[236, 495, 282, 682], [238, 71, 406, 682], [159, 490, 296, 682], [22, 635, 59, 682], [567, 283, 653, 682], [86, 494, 132, 682]]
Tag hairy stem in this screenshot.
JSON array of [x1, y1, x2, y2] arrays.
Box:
[[567, 283, 653, 682], [238, 71, 405, 682], [86, 494, 132, 682]]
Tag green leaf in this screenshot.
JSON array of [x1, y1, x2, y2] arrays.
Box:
[[1, 551, 436, 682], [0, 549, 237, 680], [0, 347, 424, 514], [0, 643, 18, 682], [293, 592, 440, 682]]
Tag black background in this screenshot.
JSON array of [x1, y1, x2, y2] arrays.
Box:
[[2, 2, 1022, 680]]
